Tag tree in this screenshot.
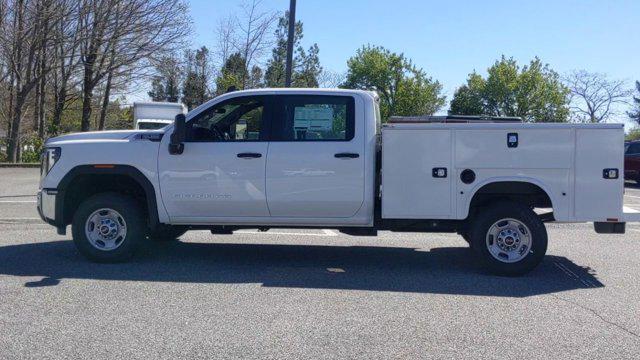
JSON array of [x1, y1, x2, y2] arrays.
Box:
[[342, 45, 445, 120], [215, 52, 247, 95], [234, 0, 277, 88], [627, 128, 640, 141], [317, 70, 346, 88], [629, 81, 640, 125], [49, 0, 83, 136], [182, 47, 212, 110], [293, 43, 321, 87], [212, 0, 276, 91], [264, 11, 321, 88], [0, 0, 60, 162], [78, 0, 190, 132], [565, 70, 632, 123], [148, 54, 182, 102], [449, 56, 570, 122], [449, 73, 485, 116]]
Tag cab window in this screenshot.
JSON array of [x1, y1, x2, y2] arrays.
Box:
[[273, 95, 355, 141], [186, 96, 265, 142]]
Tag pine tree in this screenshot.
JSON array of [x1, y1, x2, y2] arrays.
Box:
[[264, 12, 320, 88], [181, 47, 211, 109]]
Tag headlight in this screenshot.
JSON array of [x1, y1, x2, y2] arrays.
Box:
[[40, 147, 61, 178]]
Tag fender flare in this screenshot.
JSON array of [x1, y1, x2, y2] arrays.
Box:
[[460, 176, 556, 219], [55, 165, 159, 228]]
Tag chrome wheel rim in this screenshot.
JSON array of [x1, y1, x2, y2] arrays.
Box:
[[485, 218, 532, 263], [85, 208, 127, 251]]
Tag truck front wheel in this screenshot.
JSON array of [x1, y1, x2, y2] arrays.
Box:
[[469, 201, 548, 276], [72, 193, 147, 262]]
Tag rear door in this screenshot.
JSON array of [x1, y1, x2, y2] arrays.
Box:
[[266, 95, 365, 218]]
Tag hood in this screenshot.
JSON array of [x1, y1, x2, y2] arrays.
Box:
[[46, 130, 164, 144]]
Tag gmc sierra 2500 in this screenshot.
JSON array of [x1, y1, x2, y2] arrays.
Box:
[[37, 89, 640, 275]]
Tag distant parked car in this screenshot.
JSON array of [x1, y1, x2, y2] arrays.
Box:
[[625, 141, 640, 184]]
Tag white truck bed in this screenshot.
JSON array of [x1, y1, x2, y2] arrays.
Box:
[[381, 123, 626, 223]]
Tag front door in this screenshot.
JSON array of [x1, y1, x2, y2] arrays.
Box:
[[266, 95, 366, 218], [158, 95, 271, 221]]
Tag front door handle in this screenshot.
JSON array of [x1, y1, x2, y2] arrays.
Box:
[[237, 152, 262, 159], [334, 152, 359, 159]]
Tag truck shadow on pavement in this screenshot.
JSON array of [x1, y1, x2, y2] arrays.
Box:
[[0, 239, 603, 297]]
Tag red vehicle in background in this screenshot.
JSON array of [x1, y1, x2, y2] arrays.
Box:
[[625, 141, 640, 184]]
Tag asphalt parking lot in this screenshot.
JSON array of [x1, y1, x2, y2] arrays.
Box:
[[1, 168, 639, 359]]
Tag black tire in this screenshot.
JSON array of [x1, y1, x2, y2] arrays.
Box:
[[469, 201, 548, 276], [148, 225, 188, 242], [72, 192, 147, 263]]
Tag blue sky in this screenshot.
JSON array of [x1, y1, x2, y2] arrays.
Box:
[[184, 0, 639, 121]]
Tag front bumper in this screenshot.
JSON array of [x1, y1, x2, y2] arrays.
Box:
[[37, 189, 65, 234]]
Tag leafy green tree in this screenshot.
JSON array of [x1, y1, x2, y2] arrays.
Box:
[[449, 56, 570, 122], [293, 43, 321, 87], [629, 81, 640, 125], [264, 12, 321, 88], [342, 45, 445, 120], [148, 55, 182, 102], [449, 73, 485, 116], [626, 128, 640, 141], [215, 52, 248, 94], [182, 47, 211, 110]]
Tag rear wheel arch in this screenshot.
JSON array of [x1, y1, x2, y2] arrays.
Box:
[[465, 180, 554, 220], [57, 165, 159, 229]]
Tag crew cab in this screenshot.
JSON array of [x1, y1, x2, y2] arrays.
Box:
[[37, 89, 640, 275]]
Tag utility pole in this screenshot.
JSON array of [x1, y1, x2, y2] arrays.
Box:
[[284, 0, 296, 87]]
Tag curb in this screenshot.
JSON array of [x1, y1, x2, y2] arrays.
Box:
[[0, 163, 40, 168]]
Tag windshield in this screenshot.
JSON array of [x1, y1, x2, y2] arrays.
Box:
[[138, 122, 170, 130]]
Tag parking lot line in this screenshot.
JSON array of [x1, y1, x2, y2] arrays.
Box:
[[0, 200, 37, 203]]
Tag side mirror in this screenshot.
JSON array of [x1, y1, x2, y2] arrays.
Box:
[[169, 114, 186, 155]]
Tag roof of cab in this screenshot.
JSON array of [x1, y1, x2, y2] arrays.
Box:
[[188, 88, 377, 119]]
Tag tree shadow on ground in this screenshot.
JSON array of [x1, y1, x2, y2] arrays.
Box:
[[0, 239, 603, 297]]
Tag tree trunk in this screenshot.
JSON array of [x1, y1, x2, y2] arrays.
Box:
[[98, 70, 113, 130], [7, 97, 24, 163], [81, 59, 95, 132], [33, 80, 41, 132], [51, 86, 66, 135], [37, 48, 47, 138], [81, 88, 93, 132]]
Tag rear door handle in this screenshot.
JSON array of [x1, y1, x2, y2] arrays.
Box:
[[237, 152, 262, 159], [334, 152, 359, 159]]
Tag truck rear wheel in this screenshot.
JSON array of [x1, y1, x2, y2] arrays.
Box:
[[469, 201, 547, 276], [72, 193, 147, 263]]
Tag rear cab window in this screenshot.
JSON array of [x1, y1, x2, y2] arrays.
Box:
[[273, 95, 355, 141]]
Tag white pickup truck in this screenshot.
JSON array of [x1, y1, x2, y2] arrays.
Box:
[[37, 89, 639, 275]]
